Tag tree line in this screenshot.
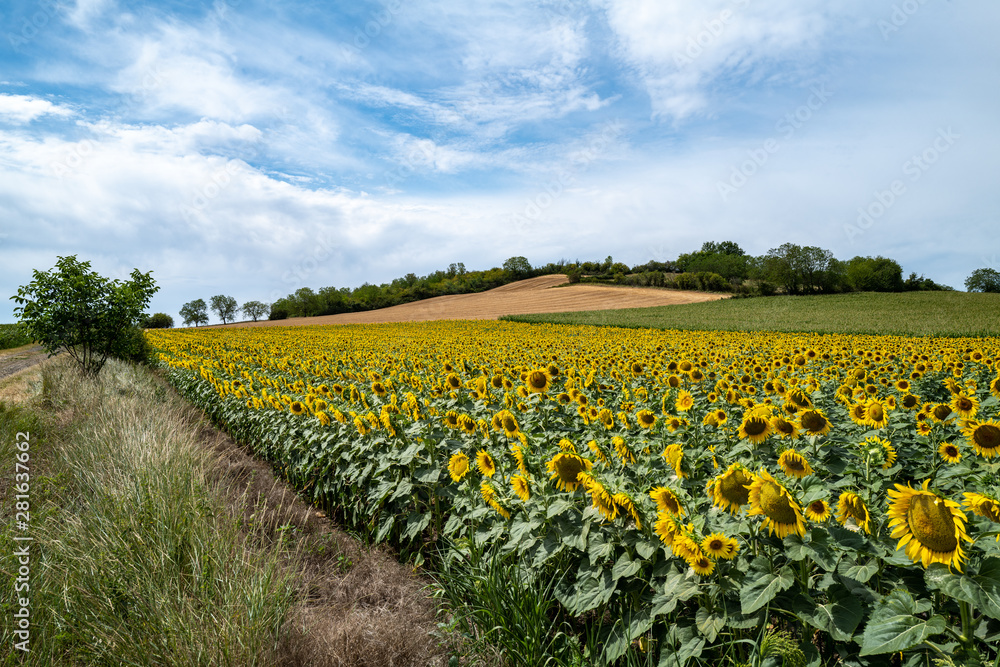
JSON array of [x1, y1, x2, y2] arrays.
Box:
[[155, 243, 998, 328]]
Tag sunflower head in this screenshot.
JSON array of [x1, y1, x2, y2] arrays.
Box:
[[835, 491, 871, 534], [650, 486, 684, 516], [888, 480, 970, 571], [476, 449, 496, 477], [967, 420, 1000, 458], [448, 451, 470, 482], [777, 449, 812, 479], [546, 452, 592, 492], [636, 409, 657, 429], [525, 369, 551, 393], [709, 464, 753, 514], [511, 475, 531, 502], [938, 442, 962, 464], [804, 499, 831, 522], [747, 469, 806, 538], [963, 492, 1000, 523], [739, 414, 772, 444], [799, 409, 832, 436]]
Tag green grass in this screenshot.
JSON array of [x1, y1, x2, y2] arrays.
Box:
[[502, 291, 1000, 338], [0, 324, 31, 351], [0, 359, 297, 666]]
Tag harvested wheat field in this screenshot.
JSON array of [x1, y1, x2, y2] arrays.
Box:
[[229, 275, 726, 327]]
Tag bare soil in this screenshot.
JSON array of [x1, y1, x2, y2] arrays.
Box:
[[0, 345, 47, 382], [221, 275, 727, 327]]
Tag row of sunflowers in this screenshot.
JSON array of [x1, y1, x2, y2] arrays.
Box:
[[146, 321, 1000, 666]]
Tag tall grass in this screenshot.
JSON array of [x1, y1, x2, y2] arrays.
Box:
[[503, 291, 1000, 337], [0, 359, 297, 666]]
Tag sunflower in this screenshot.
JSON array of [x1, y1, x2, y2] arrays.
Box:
[[498, 410, 520, 437], [900, 393, 920, 411], [289, 401, 306, 415], [963, 491, 1000, 524], [675, 390, 695, 412], [930, 404, 953, 423], [966, 420, 1000, 458], [613, 492, 643, 528], [787, 388, 813, 409], [707, 464, 753, 514], [459, 414, 477, 435], [476, 450, 496, 477], [701, 533, 731, 560], [449, 452, 470, 482], [558, 438, 577, 453], [636, 409, 657, 429], [662, 443, 685, 478], [881, 441, 897, 470], [738, 414, 772, 444], [916, 420, 933, 437], [580, 473, 618, 521], [805, 499, 831, 522], [525, 368, 551, 393], [835, 491, 871, 534], [446, 373, 462, 390], [598, 408, 615, 429], [546, 452, 592, 492], [689, 554, 715, 577], [777, 449, 812, 479], [511, 475, 531, 502], [990, 375, 1000, 400], [951, 393, 979, 419], [747, 469, 807, 538], [672, 530, 703, 563], [480, 481, 511, 520], [799, 409, 832, 437], [771, 415, 799, 439], [588, 440, 611, 465], [654, 511, 680, 548], [649, 486, 684, 516], [888, 480, 970, 571], [444, 410, 460, 429], [938, 442, 962, 464], [613, 436, 636, 465], [510, 444, 528, 475], [862, 398, 890, 429]]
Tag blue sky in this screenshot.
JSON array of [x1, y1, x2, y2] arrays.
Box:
[[1, 0, 997, 322]]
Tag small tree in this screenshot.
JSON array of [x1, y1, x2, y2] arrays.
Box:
[[965, 268, 1000, 293], [180, 299, 209, 327], [503, 256, 532, 279], [11, 255, 158, 375], [143, 313, 174, 328], [241, 300, 269, 322], [210, 295, 238, 324]]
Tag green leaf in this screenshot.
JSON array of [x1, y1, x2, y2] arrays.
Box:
[[838, 557, 879, 583], [567, 570, 616, 616], [740, 565, 795, 615], [924, 558, 1000, 621], [402, 511, 431, 541], [859, 590, 947, 656], [695, 607, 725, 643], [612, 552, 643, 581], [652, 569, 701, 617], [793, 584, 863, 642], [658, 624, 705, 667], [547, 498, 576, 518]]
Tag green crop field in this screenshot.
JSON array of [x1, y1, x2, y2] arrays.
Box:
[[503, 291, 1000, 338], [0, 324, 31, 351]]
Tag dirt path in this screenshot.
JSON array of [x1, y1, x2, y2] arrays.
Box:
[[224, 275, 727, 328], [0, 345, 48, 382]]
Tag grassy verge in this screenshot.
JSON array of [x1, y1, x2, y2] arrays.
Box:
[[0, 360, 297, 665], [502, 290, 1000, 337]]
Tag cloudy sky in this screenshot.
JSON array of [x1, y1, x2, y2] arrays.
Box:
[[1, 0, 997, 322]]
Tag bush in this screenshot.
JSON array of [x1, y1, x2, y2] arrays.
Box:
[[268, 305, 289, 321], [695, 271, 729, 292], [674, 272, 698, 290], [143, 313, 174, 329], [111, 326, 157, 365], [965, 268, 1000, 293]]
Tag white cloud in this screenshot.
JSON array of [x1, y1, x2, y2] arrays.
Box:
[[601, 0, 835, 119], [0, 94, 75, 124]]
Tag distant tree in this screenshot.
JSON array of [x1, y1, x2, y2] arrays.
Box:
[[210, 295, 239, 324], [965, 268, 1000, 293], [143, 313, 174, 328], [180, 299, 209, 327], [846, 256, 904, 292], [701, 240, 745, 256], [12, 255, 158, 375], [503, 256, 532, 278], [241, 300, 269, 322]]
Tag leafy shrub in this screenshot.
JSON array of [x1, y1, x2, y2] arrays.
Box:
[[143, 313, 174, 329]]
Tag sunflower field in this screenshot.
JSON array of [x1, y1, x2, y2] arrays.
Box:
[[146, 321, 1000, 666]]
